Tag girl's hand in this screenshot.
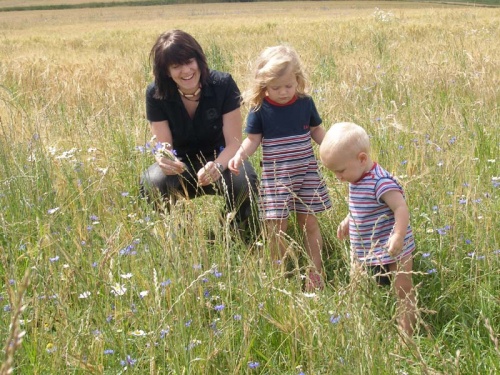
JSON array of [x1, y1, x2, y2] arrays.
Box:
[[197, 161, 221, 186], [228, 155, 242, 175], [337, 216, 349, 240]]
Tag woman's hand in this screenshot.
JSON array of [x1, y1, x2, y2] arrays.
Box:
[[157, 156, 186, 176], [197, 161, 222, 186]]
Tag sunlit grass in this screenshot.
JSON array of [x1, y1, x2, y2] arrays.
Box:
[[0, 1, 499, 374]]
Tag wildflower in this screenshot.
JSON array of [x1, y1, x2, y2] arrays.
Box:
[[233, 314, 242, 321], [79, 291, 91, 299], [214, 304, 225, 311], [160, 328, 170, 339], [119, 244, 137, 256], [120, 273, 133, 279], [465, 239, 472, 245], [422, 252, 431, 258], [90, 215, 99, 222], [46, 343, 56, 353], [494, 249, 500, 255], [436, 228, 447, 235], [49, 256, 60, 263], [3, 305, 11, 312], [427, 269, 437, 274], [139, 291, 149, 298], [129, 330, 146, 337], [47, 207, 60, 215], [160, 280, 171, 287], [120, 355, 137, 367], [248, 361, 260, 369], [185, 319, 192, 327], [111, 283, 127, 296], [458, 198, 467, 204], [330, 315, 341, 324], [213, 270, 222, 278], [401, 160, 407, 165], [186, 339, 202, 350], [104, 349, 114, 355]]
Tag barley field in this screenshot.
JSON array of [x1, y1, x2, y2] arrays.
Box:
[[0, 1, 499, 374]]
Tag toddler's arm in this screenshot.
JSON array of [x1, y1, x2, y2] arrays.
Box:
[[381, 190, 410, 257], [337, 215, 350, 240], [228, 133, 262, 175]]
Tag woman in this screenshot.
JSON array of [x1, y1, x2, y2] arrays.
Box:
[[141, 29, 258, 232]]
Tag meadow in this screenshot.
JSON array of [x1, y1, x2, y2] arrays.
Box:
[[0, 1, 499, 374]]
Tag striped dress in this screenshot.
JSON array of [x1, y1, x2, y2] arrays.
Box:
[[348, 163, 415, 265], [246, 96, 331, 219]]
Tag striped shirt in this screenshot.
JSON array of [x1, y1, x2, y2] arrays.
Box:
[[349, 163, 415, 265]]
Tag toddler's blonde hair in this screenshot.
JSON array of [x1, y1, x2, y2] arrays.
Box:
[[320, 122, 371, 164], [242, 45, 308, 110]]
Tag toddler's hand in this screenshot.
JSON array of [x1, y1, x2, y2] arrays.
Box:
[[337, 217, 349, 240], [387, 233, 404, 257]]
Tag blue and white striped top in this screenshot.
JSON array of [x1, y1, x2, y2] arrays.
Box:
[[349, 163, 415, 265]]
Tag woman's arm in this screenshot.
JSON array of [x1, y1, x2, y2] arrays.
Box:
[[197, 107, 243, 186]]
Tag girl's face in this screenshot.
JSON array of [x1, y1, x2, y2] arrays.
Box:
[[168, 58, 201, 94], [266, 68, 298, 104]]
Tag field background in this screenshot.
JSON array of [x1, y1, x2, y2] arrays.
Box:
[[1, 1, 499, 374]]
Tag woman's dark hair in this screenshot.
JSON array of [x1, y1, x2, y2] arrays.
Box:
[[150, 30, 210, 99]]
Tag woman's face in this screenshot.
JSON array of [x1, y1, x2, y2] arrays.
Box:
[[168, 58, 201, 94]]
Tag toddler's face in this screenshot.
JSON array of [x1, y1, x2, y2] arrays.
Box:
[[327, 151, 368, 184]]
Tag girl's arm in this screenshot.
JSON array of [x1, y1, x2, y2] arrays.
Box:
[[228, 133, 262, 175], [381, 190, 410, 257], [310, 125, 326, 145]]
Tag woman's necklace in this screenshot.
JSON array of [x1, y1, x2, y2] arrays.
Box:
[[178, 86, 201, 102]]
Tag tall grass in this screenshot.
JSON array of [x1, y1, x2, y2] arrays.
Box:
[[0, 2, 499, 374]]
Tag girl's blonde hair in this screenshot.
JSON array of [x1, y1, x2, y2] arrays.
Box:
[[242, 45, 308, 110]]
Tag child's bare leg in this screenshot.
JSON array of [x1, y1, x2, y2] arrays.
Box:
[[297, 213, 324, 290], [389, 254, 417, 336], [296, 213, 323, 271], [265, 219, 288, 264]]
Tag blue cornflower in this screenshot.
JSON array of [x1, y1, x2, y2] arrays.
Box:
[[120, 355, 136, 367], [248, 361, 260, 369], [104, 349, 114, 355], [330, 315, 341, 324], [214, 304, 225, 311]]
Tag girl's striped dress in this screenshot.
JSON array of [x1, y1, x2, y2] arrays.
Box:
[[246, 96, 331, 219]]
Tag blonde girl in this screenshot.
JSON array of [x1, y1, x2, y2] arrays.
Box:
[[228, 45, 331, 290]]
